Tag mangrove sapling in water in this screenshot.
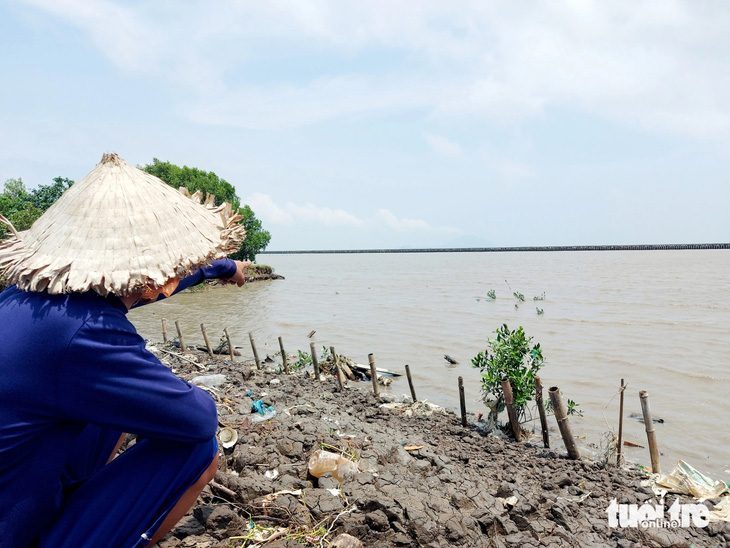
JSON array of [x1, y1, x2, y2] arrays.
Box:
[[544, 396, 583, 416], [472, 324, 545, 426]]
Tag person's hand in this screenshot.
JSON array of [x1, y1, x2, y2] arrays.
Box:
[[225, 260, 251, 287]]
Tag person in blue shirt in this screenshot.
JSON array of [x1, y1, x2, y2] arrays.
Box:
[[0, 153, 251, 547]]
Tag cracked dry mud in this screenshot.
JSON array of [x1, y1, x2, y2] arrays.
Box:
[[150, 346, 726, 548]]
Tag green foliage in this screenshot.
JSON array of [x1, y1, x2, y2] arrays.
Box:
[[472, 324, 545, 423], [30, 177, 74, 210], [289, 347, 329, 372], [142, 159, 239, 207], [536, 307, 544, 315], [545, 396, 582, 416], [513, 291, 525, 302], [142, 159, 271, 261], [486, 289, 496, 300], [288, 350, 311, 371], [1, 177, 74, 239], [533, 292, 546, 301], [230, 205, 272, 262]]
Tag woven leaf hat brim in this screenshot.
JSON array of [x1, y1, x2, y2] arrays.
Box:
[[0, 153, 246, 296]]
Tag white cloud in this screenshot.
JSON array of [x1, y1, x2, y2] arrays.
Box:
[[244, 194, 458, 235], [285, 201, 365, 228], [423, 132, 463, 157], [20, 0, 730, 139], [245, 192, 293, 225]]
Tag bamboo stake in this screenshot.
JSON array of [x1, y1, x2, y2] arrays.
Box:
[[617, 379, 625, 465], [535, 376, 550, 448], [175, 320, 186, 352], [249, 332, 261, 370], [200, 323, 213, 357], [501, 378, 522, 441], [310, 342, 320, 381], [279, 337, 290, 375], [458, 376, 467, 427], [161, 318, 168, 344], [368, 353, 379, 397], [405, 364, 417, 403], [548, 386, 581, 460], [224, 328, 235, 362], [331, 346, 344, 391], [639, 390, 660, 474]]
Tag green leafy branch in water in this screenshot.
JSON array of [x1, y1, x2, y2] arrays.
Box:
[[472, 324, 545, 424], [487, 289, 496, 300], [544, 396, 583, 417], [513, 291, 525, 302], [536, 307, 544, 315], [290, 347, 329, 371], [533, 292, 546, 301]]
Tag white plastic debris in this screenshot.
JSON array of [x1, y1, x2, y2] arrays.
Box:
[[218, 427, 238, 449], [190, 374, 227, 388]]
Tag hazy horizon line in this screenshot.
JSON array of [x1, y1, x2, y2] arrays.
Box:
[[261, 243, 730, 254]]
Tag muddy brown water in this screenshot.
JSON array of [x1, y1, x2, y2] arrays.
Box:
[[129, 250, 730, 483]]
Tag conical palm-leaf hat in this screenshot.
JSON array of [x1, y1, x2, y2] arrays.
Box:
[[0, 152, 246, 296]]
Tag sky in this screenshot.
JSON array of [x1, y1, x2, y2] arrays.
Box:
[[1, 0, 729, 250]]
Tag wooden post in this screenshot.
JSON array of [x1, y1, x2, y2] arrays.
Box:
[[249, 332, 261, 370], [200, 323, 213, 357], [279, 337, 290, 375], [161, 318, 168, 344], [501, 378, 522, 441], [639, 390, 660, 474], [224, 328, 235, 362], [175, 320, 186, 352], [310, 342, 320, 380], [458, 376, 467, 427], [535, 376, 550, 448], [617, 379, 625, 464], [405, 364, 417, 403], [331, 346, 344, 391], [368, 353, 379, 397], [548, 386, 581, 460]]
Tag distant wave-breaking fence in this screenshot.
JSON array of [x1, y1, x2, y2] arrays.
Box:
[[261, 243, 730, 254]]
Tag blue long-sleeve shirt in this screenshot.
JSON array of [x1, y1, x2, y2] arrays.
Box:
[[0, 259, 237, 548]]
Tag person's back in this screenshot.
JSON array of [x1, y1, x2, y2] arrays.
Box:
[[0, 286, 219, 547]]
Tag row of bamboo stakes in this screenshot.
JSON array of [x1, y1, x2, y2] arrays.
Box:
[[162, 319, 661, 471]]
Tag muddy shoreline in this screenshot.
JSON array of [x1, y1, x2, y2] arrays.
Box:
[[149, 344, 726, 548]]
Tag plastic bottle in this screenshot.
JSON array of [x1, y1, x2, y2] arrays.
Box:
[[308, 450, 358, 482]]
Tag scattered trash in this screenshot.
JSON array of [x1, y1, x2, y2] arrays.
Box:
[[218, 427, 238, 449], [404, 445, 424, 451], [497, 496, 518, 508], [269, 378, 281, 385], [647, 460, 729, 499], [251, 399, 276, 421], [380, 400, 446, 417], [191, 374, 227, 388], [308, 449, 359, 482], [629, 412, 664, 424], [246, 390, 253, 396], [307, 330, 316, 338], [623, 440, 644, 448], [709, 497, 730, 523], [251, 409, 276, 422], [265, 469, 280, 480]]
